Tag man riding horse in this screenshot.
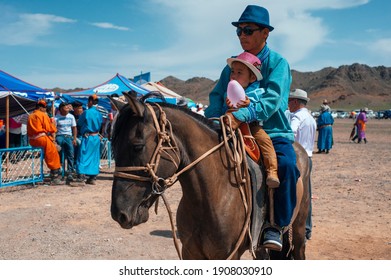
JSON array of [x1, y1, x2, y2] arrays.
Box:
[[204, 5, 300, 251]]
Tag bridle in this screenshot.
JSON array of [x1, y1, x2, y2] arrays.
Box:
[[114, 103, 180, 194], [113, 102, 252, 260]]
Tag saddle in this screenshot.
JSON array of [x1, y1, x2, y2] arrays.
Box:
[[239, 123, 261, 163]]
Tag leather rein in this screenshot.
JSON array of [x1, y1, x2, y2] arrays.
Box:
[[113, 103, 252, 260]]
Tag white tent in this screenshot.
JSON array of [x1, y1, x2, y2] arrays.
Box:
[[141, 82, 183, 99]]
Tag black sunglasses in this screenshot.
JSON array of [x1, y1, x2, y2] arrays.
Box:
[[236, 26, 262, 36]]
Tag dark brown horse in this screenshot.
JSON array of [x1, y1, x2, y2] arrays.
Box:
[[110, 91, 310, 260]]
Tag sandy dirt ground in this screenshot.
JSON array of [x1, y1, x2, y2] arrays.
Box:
[[0, 118, 390, 260]]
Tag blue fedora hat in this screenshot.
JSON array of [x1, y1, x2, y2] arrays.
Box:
[[232, 5, 274, 31]]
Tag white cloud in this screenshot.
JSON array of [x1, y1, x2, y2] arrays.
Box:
[[89, 22, 129, 31], [0, 13, 76, 46], [20, 13, 76, 24], [372, 38, 391, 54], [137, 0, 369, 79], [47, 0, 371, 85], [1, 0, 377, 88]]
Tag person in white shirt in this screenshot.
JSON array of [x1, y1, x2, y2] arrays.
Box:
[[55, 102, 77, 182], [287, 89, 316, 240]]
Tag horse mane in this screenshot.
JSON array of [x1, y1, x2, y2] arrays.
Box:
[[158, 103, 216, 128], [142, 92, 218, 129], [117, 91, 219, 130], [111, 92, 220, 151]]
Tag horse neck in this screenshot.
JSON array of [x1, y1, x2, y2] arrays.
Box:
[[166, 109, 220, 173], [166, 109, 245, 223]]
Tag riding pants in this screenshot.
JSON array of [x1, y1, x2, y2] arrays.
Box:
[[272, 137, 300, 227]]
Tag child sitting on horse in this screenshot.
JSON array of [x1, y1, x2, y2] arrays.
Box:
[[225, 51, 280, 188]]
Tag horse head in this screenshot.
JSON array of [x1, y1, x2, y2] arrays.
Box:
[[110, 91, 180, 229]]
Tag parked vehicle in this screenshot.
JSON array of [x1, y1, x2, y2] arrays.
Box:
[[383, 110, 391, 119], [366, 110, 375, 118], [336, 110, 349, 119], [311, 111, 320, 118], [376, 111, 384, 119]]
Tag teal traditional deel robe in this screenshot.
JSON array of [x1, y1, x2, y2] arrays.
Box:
[[76, 106, 103, 176]]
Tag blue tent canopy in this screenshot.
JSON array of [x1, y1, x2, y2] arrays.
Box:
[[65, 73, 150, 97], [0, 69, 54, 118], [56, 73, 152, 119], [60, 73, 179, 113], [0, 69, 49, 93]]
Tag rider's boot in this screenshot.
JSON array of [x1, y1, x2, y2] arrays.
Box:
[[264, 154, 280, 188], [262, 225, 283, 251], [249, 124, 280, 188]]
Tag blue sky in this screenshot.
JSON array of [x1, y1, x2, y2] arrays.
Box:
[[1, 0, 390, 89]]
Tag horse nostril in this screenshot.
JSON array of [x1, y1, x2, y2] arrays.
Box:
[[118, 212, 130, 225], [111, 206, 128, 224]]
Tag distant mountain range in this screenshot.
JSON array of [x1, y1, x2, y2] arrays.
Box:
[[160, 63, 391, 111], [51, 63, 391, 111]]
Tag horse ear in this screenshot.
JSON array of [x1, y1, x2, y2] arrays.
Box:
[[122, 90, 144, 117], [107, 95, 126, 111]]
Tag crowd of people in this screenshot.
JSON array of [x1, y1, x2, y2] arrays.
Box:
[[27, 95, 104, 185], [0, 94, 108, 186]]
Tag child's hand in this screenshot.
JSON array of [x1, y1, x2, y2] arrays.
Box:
[[226, 97, 234, 109], [236, 96, 250, 108]]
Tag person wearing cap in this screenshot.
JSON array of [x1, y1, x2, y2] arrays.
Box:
[[287, 89, 317, 240], [76, 94, 103, 185], [226, 51, 280, 188], [55, 101, 77, 183], [27, 99, 63, 185], [355, 108, 368, 144], [316, 104, 334, 153], [204, 5, 299, 251], [322, 99, 331, 112]]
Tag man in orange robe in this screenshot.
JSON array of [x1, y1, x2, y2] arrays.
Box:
[[27, 100, 63, 184]]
